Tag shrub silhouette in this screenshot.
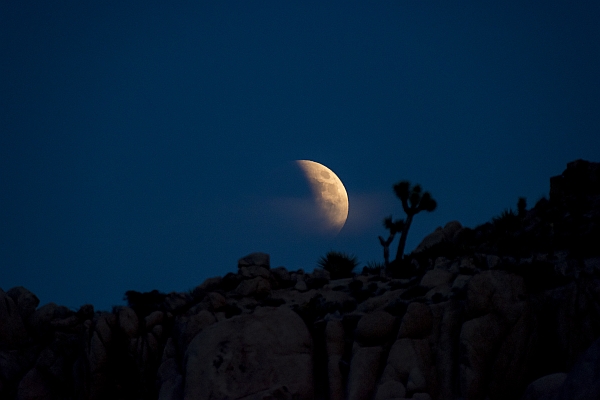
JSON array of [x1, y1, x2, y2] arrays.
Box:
[[318, 251, 358, 279], [363, 261, 384, 275], [492, 208, 520, 233], [392, 181, 437, 262]]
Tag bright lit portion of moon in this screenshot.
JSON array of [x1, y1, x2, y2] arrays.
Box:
[[296, 160, 349, 234]]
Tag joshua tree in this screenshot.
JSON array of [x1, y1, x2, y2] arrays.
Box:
[[378, 216, 405, 267], [392, 181, 437, 261], [517, 197, 527, 218]]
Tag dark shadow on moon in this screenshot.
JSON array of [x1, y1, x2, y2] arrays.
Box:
[[268, 196, 343, 236], [252, 161, 392, 238], [257, 161, 342, 236]]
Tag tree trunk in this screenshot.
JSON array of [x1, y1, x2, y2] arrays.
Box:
[[395, 214, 413, 262]]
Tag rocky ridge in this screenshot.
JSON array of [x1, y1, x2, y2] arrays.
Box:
[[1, 160, 600, 400]]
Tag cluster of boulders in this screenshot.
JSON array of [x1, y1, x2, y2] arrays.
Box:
[[2, 248, 600, 400], [2, 160, 600, 400]]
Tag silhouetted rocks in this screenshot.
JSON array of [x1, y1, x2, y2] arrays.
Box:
[[2, 161, 600, 399], [412, 221, 463, 254], [554, 336, 600, 400], [184, 307, 313, 400], [238, 252, 270, 270], [550, 159, 600, 201]]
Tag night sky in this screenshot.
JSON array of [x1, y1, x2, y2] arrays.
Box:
[[2, 2, 599, 311]]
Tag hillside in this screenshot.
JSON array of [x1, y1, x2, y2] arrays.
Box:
[[1, 159, 600, 400]]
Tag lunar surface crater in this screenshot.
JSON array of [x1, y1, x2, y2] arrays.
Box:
[[296, 160, 349, 235]]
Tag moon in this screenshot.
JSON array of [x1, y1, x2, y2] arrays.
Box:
[[296, 160, 349, 234]]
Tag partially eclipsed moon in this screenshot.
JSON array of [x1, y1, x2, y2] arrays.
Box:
[[296, 160, 349, 234]]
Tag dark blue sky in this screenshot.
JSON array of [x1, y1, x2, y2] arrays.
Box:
[[2, 2, 599, 311]]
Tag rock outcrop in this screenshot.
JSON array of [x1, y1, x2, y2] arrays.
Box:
[[1, 162, 600, 400], [184, 306, 313, 400]]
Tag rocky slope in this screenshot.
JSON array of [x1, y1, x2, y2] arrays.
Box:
[[1, 159, 600, 400]]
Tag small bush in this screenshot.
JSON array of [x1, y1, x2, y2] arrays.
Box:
[[318, 251, 358, 279], [363, 261, 384, 275], [492, 208, 520, 234]]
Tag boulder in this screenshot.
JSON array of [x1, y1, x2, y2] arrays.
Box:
[[451, 275, 471, 292], [432, 300, 463, 400], [550, 159, 600, 201], [0, 348, 35, 384], [413, 228, 445, 254], [238, 252, 270, 270], [50, 315, 78, 331], [198, 292, 227, 312], [164, 292, 190, 313], [398, 303, 432, 339], [488, 304, 537, 399], [465, 271, 526, 321], [555, 337, 600, 400], [381, 337, 434, 394], [27, 303, 73, 336], [486, 255, 501, 269], [311, 268, 331, 281], [554, 279, 600, 367], [235, 276, 271, 297], [434, 257, 451, 269], [0, 288, 27, 346], [157, 338, 184, 400], [420, 269, 454, 289], [6, 286, 39, 320], [239, 266, 271, 279], [158, 373, 183, 400], [458, 257, 478, 274], [196, 276, 222, 292], [583, 257, 600, 275], [326, 320, 345, 400], [357, 289, 404, 313], [306, 268, 331, 289], [412, 393, 433, 400], [294, 280, 308, 292], [76, 304, 94, 321], [459, 270, 536, 400], [86, 313, 116, 399], [354, 310, 397, 346], [374, 380, 406, 400], [176, 309, 216, 348], [17, 367, 52, 400], [184, 306, 313, 400], [117, 307, 139, 338], [413, 221, 463, 253], [459, 313, 507, 400], [145, 311, 165, 329], [347, 346, 384, 400], [270, 267, 293, 286], [35, 346, 60, 379], [522, 373, 567, 400]]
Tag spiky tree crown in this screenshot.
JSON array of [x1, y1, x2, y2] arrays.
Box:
[[393, 180, 437, 215], [383, 215, 405, 234]]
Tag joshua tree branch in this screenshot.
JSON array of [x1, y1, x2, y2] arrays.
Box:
[[379, 233, 396, 267]]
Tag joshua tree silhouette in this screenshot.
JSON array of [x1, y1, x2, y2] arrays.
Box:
[[517, 197, 527, 218], [378, 216, 405, 267], [392, 181, 437, 261]]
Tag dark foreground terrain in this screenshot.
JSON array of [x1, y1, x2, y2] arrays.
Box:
[[2, 160, 600, 400]]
